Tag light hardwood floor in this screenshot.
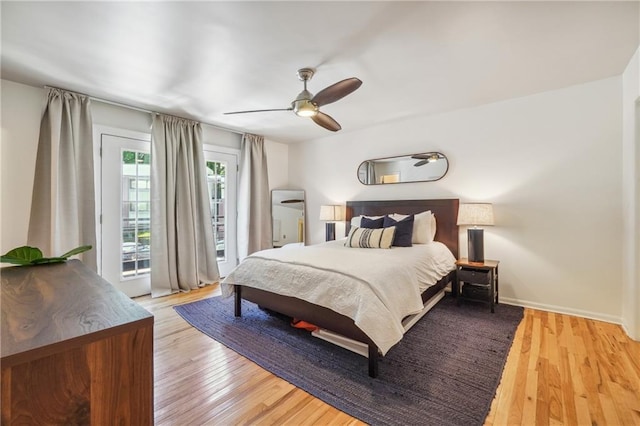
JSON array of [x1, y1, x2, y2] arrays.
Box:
[[136, 286, 640, 425]]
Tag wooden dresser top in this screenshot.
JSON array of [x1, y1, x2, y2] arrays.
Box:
[[1, 260, 153, 366]]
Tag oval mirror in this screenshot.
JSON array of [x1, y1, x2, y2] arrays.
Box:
[[357, 152, 449, 185], [271, 189, 305, 248]]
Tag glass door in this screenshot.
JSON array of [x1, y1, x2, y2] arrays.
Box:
[[101, 133, 151, 297], [204, 148, 238, 277]]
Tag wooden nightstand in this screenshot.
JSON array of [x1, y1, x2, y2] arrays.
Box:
[[455, 258, 499, 313]]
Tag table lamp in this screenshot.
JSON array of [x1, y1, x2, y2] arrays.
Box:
[[319, 205, 345, 241], [457, 203, 494, 262]]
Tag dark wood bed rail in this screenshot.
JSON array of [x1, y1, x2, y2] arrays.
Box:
[[234, 271, 455, 378], [234, 284, 379, 376]]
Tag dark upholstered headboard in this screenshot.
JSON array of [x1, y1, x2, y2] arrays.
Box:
[[345, 199, 459, 259]]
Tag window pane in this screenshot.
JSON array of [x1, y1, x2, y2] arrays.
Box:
[[121, 150, 151, 278], [137, 152, 150, 165], [206, 161, 227, 261]]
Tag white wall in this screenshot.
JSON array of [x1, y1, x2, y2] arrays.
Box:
[[0, 80, 44, 252], [92, 101, 243, 149], [3, 76, 630, 326], [265, 138, 289, 190], [622, 47, 640, 339], [290, 77, 624, 323]]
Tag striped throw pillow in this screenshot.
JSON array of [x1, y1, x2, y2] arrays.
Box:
[[345, 226, 396, 249]]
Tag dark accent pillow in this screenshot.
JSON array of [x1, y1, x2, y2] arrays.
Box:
[[383, 214, 414, 247], [360, 216, 384, 229]]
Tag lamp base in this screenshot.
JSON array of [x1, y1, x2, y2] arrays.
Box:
[[467, 228, 484, 262], [325, 223, 336, 241]]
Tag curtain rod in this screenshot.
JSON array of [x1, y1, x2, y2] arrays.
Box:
[[43, 85, 244, 136]]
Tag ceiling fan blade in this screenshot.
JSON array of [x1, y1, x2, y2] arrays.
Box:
[[224, 108, 292, 115], [312, 77, 362, 107], [413, 160, 429, 167], [311, 112, 341, 132], [411, 154, 430, 159]]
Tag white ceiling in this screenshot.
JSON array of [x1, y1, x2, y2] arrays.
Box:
[[2, 1, 638, 143]]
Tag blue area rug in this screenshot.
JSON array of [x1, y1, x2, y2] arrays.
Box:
[[174, 294, 523, 425]]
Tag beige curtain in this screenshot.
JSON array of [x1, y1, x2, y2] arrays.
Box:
[[150, 114, 220, 297], [237, 133, 271, 260], [28, 88, 97, 270]]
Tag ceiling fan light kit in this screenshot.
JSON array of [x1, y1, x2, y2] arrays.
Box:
[[293, 99, 318, 117], [224, 67, 362, 132]]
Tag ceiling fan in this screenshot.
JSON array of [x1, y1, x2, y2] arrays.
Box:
[[224, 68, 362, 132], [412, 153, 443, 167]]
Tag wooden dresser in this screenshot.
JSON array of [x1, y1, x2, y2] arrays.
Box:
[[1, 260, 154, 424]]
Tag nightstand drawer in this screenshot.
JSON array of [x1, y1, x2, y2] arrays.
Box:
[[458, 269, 491, 284], [462, 283, 491, 301]]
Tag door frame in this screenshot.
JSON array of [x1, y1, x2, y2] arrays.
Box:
[[202, 144, 240, 277], [93, 125, 151, 278]]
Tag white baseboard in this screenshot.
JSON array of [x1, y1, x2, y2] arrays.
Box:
[[499, 296, 622, 325], [621, 322, 640, 342]]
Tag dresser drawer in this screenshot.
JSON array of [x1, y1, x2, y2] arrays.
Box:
[[458, 268, 491, 284]]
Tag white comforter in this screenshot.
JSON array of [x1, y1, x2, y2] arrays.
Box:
[[221, 239, 456, 355]]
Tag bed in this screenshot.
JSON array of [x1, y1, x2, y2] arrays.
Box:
[[221, 199, 459, 377]]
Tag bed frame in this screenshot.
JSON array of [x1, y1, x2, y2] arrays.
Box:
[[234, 199, 459, 377]]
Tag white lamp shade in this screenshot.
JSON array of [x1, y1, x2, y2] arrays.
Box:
[[319, 205, 345, 221], [457, 203, 494, 226]]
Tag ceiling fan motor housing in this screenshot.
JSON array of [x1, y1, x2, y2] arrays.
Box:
[[293, 68, 319, 116], [292, 99, 318, 117]]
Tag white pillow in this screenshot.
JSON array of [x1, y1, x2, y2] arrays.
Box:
[[430, 214, 437, 241], [390, 210, 435, 244], [350, 215, 384, 229]]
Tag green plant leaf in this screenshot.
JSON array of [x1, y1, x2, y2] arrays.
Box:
[[1, 244, 93, 266], [1, 246, 43, 265], [59, 245, 92, 259]]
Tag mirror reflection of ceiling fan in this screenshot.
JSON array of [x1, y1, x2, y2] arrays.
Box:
[[412, 153, 444, 167], [224, 68, 362, 132]]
